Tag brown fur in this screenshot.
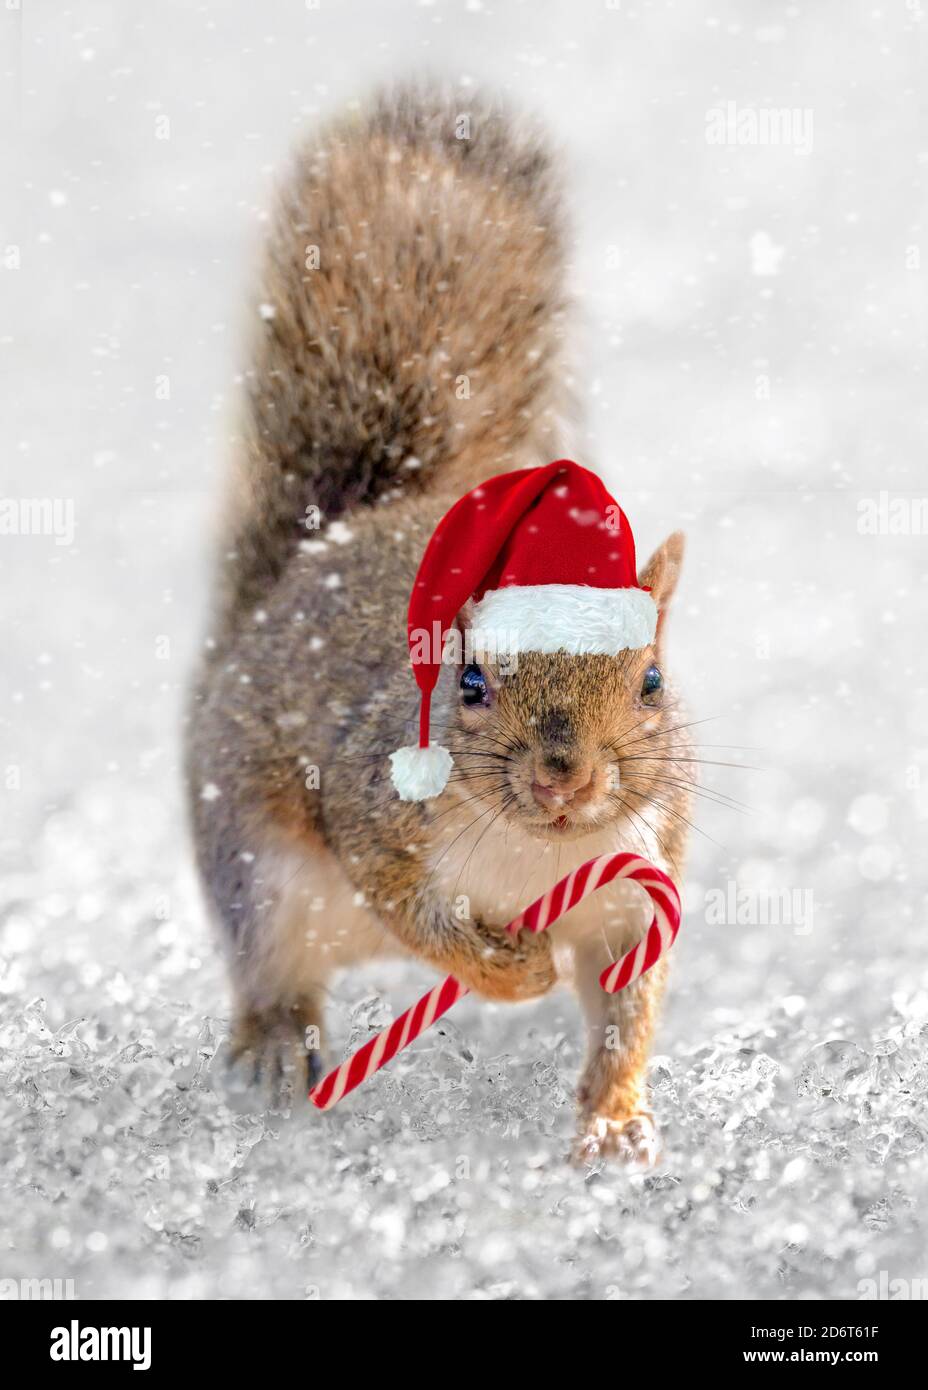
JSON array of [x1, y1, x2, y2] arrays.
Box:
[[185, 88, 690, 1163], [211, 86, 569, 647]]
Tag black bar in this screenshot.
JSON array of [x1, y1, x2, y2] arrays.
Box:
[[1, 1299, 921, 1376]]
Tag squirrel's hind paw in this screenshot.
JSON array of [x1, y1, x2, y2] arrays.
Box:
[[570, 1111, 661, 1169], [224, 1001, 324, 1110]]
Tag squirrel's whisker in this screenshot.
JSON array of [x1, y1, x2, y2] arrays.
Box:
[[450, 793, 518, 901], [612, 714, 723, 753], [618, 786, 725, 850], [621, 772, 750, 814], [610, 791, 684, 880], [617, 754, 760, 772]]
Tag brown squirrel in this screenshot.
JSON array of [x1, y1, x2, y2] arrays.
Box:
[[185, 88, 689, 1164]]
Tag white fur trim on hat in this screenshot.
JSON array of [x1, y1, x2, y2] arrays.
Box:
[[389, 744, 453, 801], [469, 584, 657, 657]]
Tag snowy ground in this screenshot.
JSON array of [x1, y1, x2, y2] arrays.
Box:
[[2, 1, 927, 1299]]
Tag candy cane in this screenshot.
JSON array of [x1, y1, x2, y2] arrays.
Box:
[[309, 852, 681, 1111]]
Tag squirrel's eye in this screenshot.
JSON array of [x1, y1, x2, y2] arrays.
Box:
[[641, 664, 663, 706], [460, 663, 489, 707]]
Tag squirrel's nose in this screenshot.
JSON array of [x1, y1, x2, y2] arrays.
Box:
[[531, 761, 595, 808]]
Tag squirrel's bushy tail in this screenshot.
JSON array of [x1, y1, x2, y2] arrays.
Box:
[[215, 86, 570, 636]]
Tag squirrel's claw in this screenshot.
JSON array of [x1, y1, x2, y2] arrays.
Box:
[[571, 1111, 661, 1169], [224, 1002, 324, 1111]]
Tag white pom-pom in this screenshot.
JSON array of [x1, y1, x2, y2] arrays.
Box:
[[389, 744, 453, 801]]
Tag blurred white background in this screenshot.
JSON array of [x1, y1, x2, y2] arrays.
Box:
[[1, 0, 926, 1300]]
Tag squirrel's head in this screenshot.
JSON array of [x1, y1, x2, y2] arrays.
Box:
[[445, 533, 685, 842]]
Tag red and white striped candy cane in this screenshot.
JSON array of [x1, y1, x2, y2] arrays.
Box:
[[309, 852, 681, 1111], [508, 853, 681, 995]]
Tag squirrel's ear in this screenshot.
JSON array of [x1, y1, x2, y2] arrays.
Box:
[[638, 531, 685, 612]]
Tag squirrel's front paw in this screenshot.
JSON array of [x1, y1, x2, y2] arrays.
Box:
[[465, 923, 557, 1002]]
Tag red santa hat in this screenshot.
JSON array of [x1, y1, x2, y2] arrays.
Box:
[[389, 459, 658, 800]]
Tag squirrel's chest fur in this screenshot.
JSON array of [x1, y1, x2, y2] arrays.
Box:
[[425, 800, 662, 972], [256, 802, 662, 1002]]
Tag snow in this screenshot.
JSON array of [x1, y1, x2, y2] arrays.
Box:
[[2, 0, 926, 1300], [3, 803, 927, 1299], [326, 522, 355, 545]]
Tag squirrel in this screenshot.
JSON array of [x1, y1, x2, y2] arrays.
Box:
[[185, 87, 690, 1165]]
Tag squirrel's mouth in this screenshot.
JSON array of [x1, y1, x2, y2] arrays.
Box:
[[526, 811, 588, 840], [498, 764, 612, 839]]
